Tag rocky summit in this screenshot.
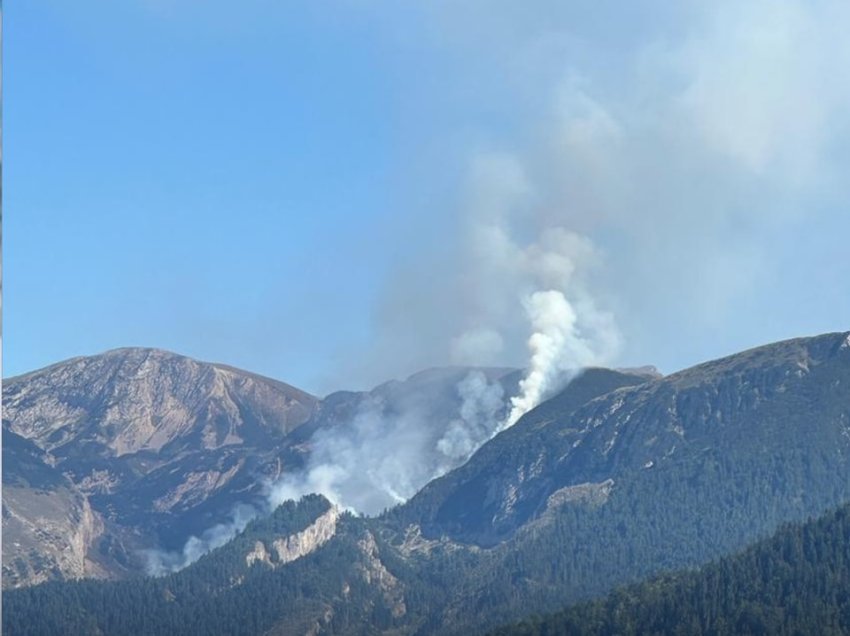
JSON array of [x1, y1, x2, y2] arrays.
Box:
[[2, 347, 318, 588]]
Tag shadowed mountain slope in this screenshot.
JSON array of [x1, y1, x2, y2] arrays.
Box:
[[491, 501, 850, 635]]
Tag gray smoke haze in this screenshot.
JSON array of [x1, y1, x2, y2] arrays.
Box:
[[329, 0, 850, 391], [145, 0, 850, 564], [143, 503, 258, 575], [269, 370, 506, 515], [149, 371, 511, 570]]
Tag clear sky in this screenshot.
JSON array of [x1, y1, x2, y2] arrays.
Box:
[[6, 1, 850, 393]]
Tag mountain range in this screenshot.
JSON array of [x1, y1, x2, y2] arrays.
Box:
[[3, 331, 850, 634], [2, 347, 520, 587]]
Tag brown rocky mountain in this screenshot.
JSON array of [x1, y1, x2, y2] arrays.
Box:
[[2, 347, 318, 588], [2, 429, 111, 587]]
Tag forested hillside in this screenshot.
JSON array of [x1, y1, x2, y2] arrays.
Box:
[[493, 503, 850, 635]]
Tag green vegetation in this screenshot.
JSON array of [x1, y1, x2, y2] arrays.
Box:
[[492, 503, 850, 635], [1, 495, 392, 636]]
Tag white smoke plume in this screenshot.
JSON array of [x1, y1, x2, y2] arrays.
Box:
[[143, 503, 258, 576], [268, 370, 506, 515], [452, 153, 622, 430], [504, 290, 595, 428]]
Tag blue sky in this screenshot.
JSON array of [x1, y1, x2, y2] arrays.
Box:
[[6, 1, 850, 393]]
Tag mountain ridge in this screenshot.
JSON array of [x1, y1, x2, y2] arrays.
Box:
[[1, 348, 529, 588], [4, 332, 850, 634]]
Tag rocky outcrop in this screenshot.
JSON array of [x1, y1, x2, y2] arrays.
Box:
[[545, 479, 614, 510], [356, 531, 406, 619], [2, 474, 106, 588], [245, 506, 340, 568], [272, 506, 340, 565]]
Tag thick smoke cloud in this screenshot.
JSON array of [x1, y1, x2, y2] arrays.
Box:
[[269, 370, 506, 515], [148, 0, 850, 566], [332, 0, 850, 389], [505, 290, 601, 428]]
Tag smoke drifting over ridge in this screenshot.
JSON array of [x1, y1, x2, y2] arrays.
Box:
[[262, 153, 622, 515], [144, 504, 258, 575], [269, 370, 509, 516], [266, 150, 623, 514], [331, 0, 850, 393], [149, 0, 850, 567], [289, 0, 850, 513]]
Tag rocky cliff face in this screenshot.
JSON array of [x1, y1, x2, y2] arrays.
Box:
[[2, 430, 110, 587], [246, 505, 341, 568], [2, 348, 319, 588]]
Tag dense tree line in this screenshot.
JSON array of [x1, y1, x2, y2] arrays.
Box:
[[1, 495, 403, 636], [492, 503, 850, 635]]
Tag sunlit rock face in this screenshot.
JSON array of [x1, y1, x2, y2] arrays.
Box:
[[245, 505, 341, 568], [2, 348, 318, 589], [2, 430, 108, 588], [4, 347, 316, 458]]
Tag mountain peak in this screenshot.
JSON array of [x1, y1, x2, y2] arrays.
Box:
[[3, 348, 317, 458]]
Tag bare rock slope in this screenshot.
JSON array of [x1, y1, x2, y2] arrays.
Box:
[[2, 348, 318, 588]]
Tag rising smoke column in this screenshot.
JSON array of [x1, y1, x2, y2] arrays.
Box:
[[503, 290, 591, 428], [450, 155, 622, 431], [499, 286, 619, 430], [268, 370, 507, 516]]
